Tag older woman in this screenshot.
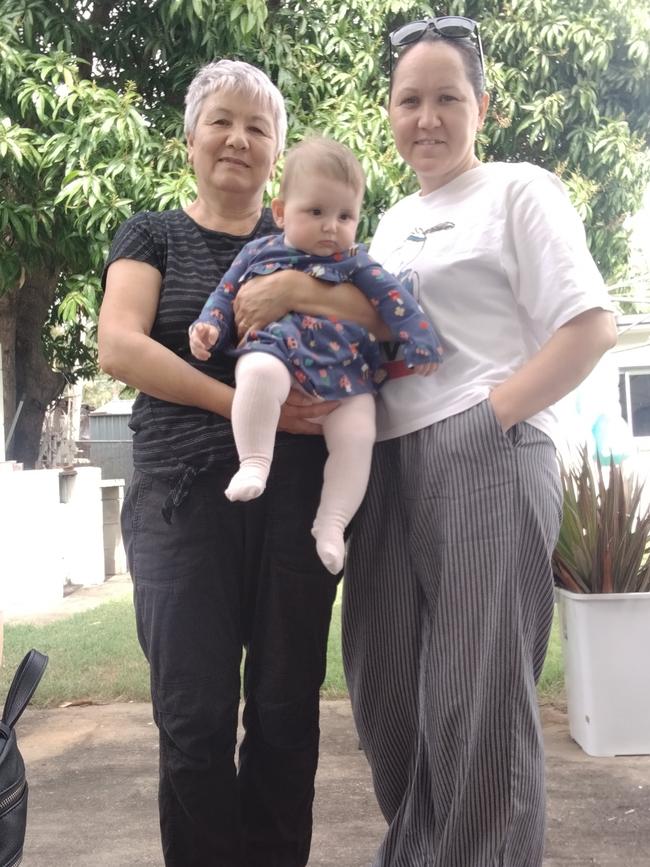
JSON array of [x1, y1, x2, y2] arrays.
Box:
[[98, 60, 376, 867], [234, 17, 617, 867]]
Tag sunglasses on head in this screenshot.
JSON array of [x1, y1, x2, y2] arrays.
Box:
[[388, 15, 485, 78]]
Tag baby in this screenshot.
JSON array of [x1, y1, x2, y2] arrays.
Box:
[[189, 136, 443, 573]]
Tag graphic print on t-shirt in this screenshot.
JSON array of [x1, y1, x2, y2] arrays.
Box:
[[381, 221, 454, 373]]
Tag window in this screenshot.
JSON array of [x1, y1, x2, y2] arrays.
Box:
[[619, 370, 650, 437]]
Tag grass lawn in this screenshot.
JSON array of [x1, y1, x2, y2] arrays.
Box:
[[0, 593, 564, 708]]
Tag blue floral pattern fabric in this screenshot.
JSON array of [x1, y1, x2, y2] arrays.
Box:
[[193, 233, 443, 400]]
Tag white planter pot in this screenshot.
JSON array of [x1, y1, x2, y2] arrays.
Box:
[[556, 587, 650, 757]]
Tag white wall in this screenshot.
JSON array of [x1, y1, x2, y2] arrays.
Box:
[[0, 465, 107, 616]]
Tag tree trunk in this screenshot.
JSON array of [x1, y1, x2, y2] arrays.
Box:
[[0, 288, 17, 446], [5, 269, 65, 468]]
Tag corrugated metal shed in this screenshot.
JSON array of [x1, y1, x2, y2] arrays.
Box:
[[89, 399, 134, 486]]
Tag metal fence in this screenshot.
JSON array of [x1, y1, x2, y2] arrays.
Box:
[[88, 400, 134, 487]]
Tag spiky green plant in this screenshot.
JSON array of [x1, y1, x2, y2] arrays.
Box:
[[553, 446, 650, 593]]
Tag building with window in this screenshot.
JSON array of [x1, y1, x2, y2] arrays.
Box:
[[615, 314, 650, 447]]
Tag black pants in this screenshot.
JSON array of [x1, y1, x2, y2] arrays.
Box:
[[121, 439, 340, 867]]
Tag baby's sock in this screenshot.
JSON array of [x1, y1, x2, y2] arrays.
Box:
[[225, 458, 270, 502], [311, 393, 376, 575], [311, 523, 345, 575], [226, 352, 291, 502]]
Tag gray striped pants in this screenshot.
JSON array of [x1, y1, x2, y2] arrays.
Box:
[[343, 399, 562, 867]]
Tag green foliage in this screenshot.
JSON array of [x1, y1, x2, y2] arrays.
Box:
[[553, 447, 650, 594], [537, 612, 565, 704], [1, 0, 649, 380]]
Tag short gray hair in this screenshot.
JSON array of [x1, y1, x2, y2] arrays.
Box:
[[184, 59, 287, 157]]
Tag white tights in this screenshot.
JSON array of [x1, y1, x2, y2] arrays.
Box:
[[226, 352, 376, 574]]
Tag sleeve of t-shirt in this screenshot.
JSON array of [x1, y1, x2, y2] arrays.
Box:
[[101, 212, 166, 289], [501, 171, 614, 338]]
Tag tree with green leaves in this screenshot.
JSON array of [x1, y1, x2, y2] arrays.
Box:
[[1, 0, 648, 466]]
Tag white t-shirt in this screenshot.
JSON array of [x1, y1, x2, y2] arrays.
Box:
[[369, 161, 613, 444]]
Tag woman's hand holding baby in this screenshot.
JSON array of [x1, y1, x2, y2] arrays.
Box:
[[278, 389, 340, 435], [234, 272, 295, 337]]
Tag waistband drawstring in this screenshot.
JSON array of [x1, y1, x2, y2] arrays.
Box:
[[161, 464, 199, 524]]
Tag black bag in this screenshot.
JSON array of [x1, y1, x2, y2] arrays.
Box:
[[0, 650, 49, 867]]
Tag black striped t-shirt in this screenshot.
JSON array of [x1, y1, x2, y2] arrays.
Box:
[[102, 207, 284, 477]]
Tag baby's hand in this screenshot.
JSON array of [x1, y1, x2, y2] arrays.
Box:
[[189, 322, 219, 360], [413, 362, 439, 377]]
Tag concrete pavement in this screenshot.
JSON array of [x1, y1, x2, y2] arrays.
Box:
[[12, 700, 650, 866], [7, 577, 650, 865]]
